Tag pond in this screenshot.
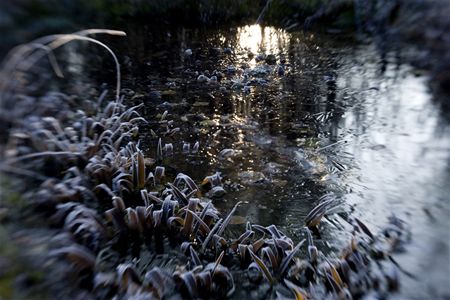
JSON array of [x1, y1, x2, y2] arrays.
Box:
[[19, 23, 450, 298], [107, 25, 450, 299]]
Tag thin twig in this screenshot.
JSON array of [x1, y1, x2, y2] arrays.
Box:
[[316, 140, 347, 152], [256, 0, 272, 24]]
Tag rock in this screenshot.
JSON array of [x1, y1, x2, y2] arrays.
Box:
[[255, 54, 266, 62], [229, 215, 247, 225], [148, 90, 162, 101], [218, 149, 239, 159], [272, 179, 288, 187], [184, 49, 193, 56], [224, 181, 245, 192], [250, 66, 270, 77], [226, 65, 236, 74], [265, 54, 277, 65], [209, 47, 223, 56], [248, 267, 262, 283], [193, 101, 210, 107], [161, 90, 177, 96], [238, 171, 266, 185], [197, 74, 209, 82], [199, 119, 219, 127], [276, 65, 285, 76], [224, 47, 232, 54], [208, 186, 227, 198]]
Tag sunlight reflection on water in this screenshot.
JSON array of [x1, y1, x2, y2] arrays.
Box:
[[236, 24, 289, 67]]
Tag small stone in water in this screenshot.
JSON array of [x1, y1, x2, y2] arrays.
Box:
[[277, 65, 285, 76], [265, 54, 277, 65], [229, 215, 246, 225], [248, 267, 262, 283], [148, 90, 162, 100], [193, 101, 210, 107], [184, 49, 193, 56], [226, 65, 236, 73], [161, 90, 176, 96], [208, 186, 227, 198], [218, 148, 237, 159], [238, 171, 266, 185], [200, 119, 219, 127], [255, 53, 266, 62], [182, 142, 190, 154], [197, 74, 209, 82], [209, 47, 222, 56]]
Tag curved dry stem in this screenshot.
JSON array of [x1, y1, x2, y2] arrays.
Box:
[[0, 29, 126, 103]]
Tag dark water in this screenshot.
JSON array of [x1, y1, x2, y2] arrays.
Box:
[[63, 24, 450, 298]]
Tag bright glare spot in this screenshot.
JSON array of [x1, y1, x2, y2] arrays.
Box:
[[237, 24, 263, 54], [237, 24, 288, 66]]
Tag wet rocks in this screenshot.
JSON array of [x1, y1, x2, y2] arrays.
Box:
[[184, 49, 193, 56]]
